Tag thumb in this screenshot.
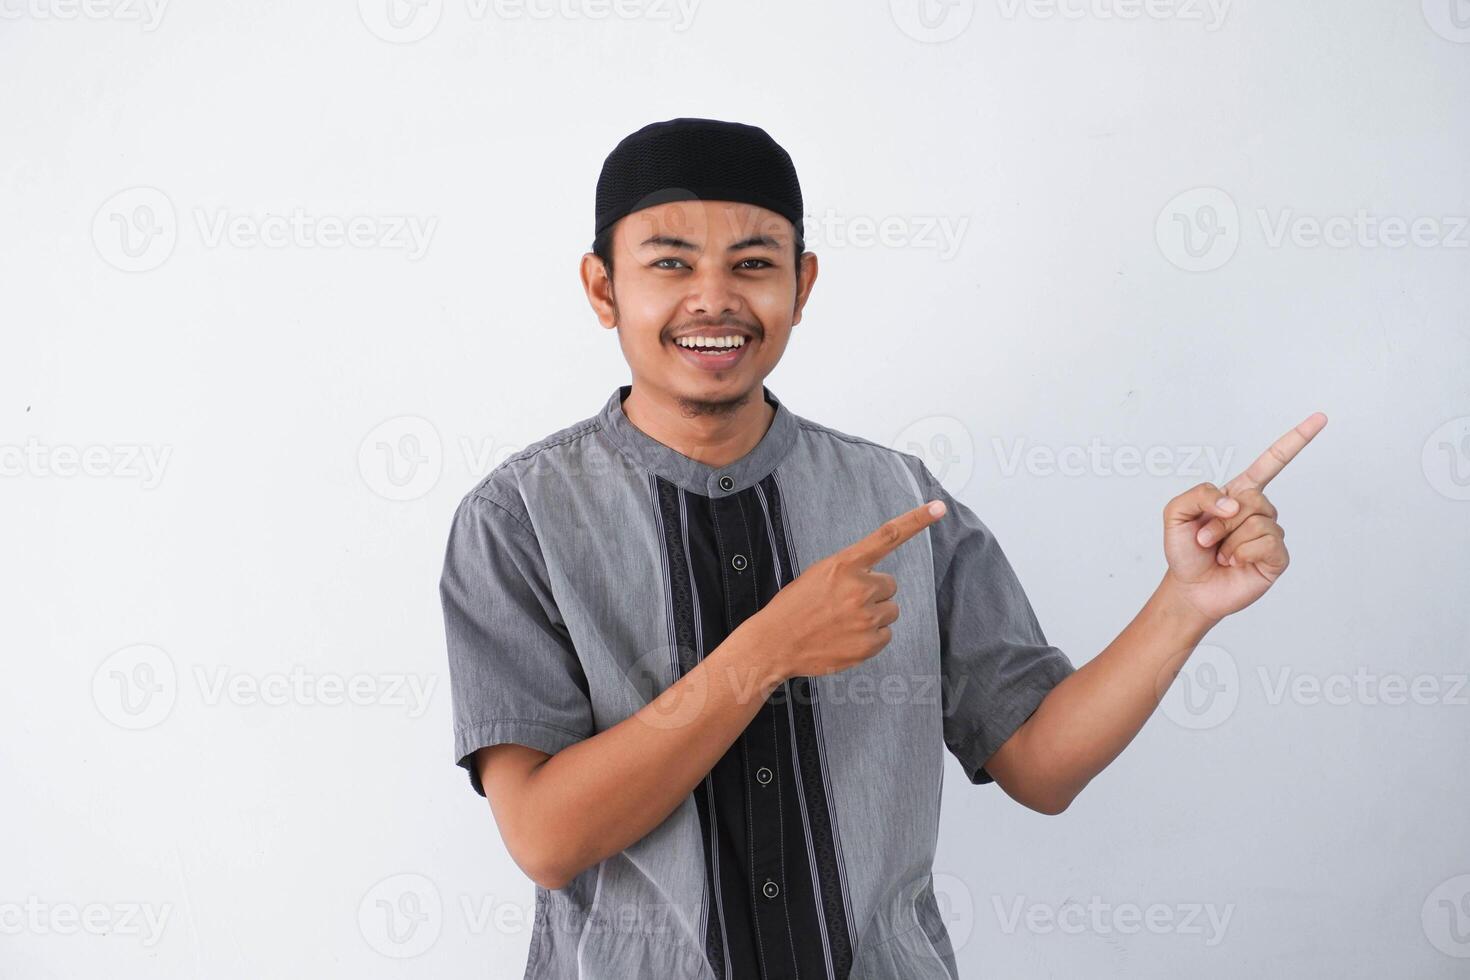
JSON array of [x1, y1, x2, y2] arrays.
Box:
[[1165, 482, 1240, 533]]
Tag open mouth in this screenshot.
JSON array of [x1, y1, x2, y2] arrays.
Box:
[[671, 334, 752, 371]]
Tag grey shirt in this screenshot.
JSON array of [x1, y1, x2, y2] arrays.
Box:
[[439, 384, 1076, 980]]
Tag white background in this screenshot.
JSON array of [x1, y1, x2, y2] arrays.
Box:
[[3, 0, 1468, 976]]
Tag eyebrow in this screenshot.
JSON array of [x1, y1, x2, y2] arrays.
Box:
[[637, 234, 784, 252]]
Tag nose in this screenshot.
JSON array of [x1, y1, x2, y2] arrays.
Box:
[[684, 260, 742, 318]]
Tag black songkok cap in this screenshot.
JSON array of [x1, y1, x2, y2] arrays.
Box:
[[593, 117, 804, 243]]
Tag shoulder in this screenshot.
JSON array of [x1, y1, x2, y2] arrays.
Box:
[[790, 409, 1005, 556], [453, 409, 606, 536], [791, 412, 935, 490]]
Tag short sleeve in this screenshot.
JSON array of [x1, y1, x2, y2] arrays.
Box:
[[917, 463, 1077, 785], [439, 488, 594, 797]]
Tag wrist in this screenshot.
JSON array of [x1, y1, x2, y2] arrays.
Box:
[[1153, 571, 1220, 641], [726, 617, 791, 697]]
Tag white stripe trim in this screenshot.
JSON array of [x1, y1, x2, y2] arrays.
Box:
[[679, 486, 731, 978], [772, 468, 858, 943], [755, 480, 836, 980]]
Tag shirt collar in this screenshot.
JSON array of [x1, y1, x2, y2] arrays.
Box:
[[598, 383, 799, 498]]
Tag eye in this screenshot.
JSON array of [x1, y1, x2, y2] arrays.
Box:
[[652, 257, 689, 270], [736, 258, 774, 270]]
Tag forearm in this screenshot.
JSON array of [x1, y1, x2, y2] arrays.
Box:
[[994, 572, 1217, 812], [517, 618, 785, 887]]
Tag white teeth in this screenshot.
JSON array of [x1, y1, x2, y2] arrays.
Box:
[[676, 335, 746, 350]]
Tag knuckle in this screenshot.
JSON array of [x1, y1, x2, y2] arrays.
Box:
[[1239, 488, 1276, 517]]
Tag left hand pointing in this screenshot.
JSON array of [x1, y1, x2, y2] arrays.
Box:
[[1162, 412, 1329, 624]]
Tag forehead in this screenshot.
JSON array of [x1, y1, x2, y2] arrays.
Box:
[[617, 199, 792, 247]]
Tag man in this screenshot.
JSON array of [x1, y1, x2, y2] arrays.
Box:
[[438, 117, 1326, 979]]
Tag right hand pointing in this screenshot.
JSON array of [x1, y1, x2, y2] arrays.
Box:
[[747, 499, 948, 682]]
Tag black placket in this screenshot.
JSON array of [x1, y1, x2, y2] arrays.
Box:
[[655, 473, 842, 980], [711, 487, 800, 979]]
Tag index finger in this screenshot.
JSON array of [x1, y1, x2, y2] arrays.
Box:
[[1224, 412, 1328, 495], [843, 500, 947, 569]]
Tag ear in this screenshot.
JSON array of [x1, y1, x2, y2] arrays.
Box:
[[790, 251, 819, 326], [580, 252, 618, 330]]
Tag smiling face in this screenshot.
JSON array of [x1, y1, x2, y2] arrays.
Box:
[[581, 199, 818, 417]]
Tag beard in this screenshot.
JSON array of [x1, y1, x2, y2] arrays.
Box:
[[671, 388, 752, 420]]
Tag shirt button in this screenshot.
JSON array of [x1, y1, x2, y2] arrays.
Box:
[[755, 766, 773, 785], [762, 880, 779, 900], [718, 475, 734, 492], [731, 553, 748, 572]]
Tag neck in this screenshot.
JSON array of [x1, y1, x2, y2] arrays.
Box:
[[620, 381, 776, 470]]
